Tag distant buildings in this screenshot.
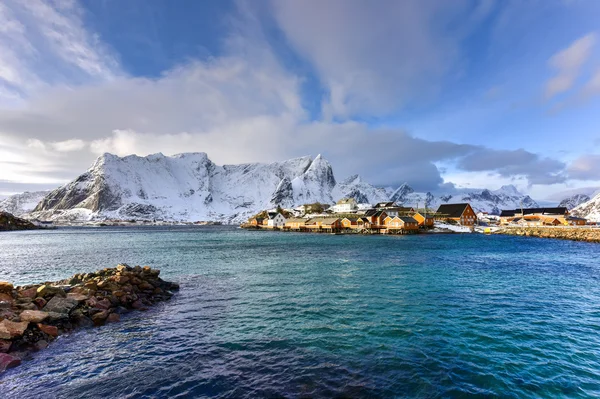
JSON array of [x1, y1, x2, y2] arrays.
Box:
[[436, 203, 477, 226]]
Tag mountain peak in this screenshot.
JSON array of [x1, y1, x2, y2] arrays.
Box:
[[494, 184, 521, 196]]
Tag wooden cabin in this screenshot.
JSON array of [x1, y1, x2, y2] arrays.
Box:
[[363, 210, 388, 227], [341, 217, 358, 229], [567, 216, 587, 226], [305, 217, 342, 232], [436, 203, 477, 226], [413, 212, 434, 228], [285, 217, 307, 230], [384, 216, 419, 230], [356, 217, 371, 229], [249, 217, 265, 226]]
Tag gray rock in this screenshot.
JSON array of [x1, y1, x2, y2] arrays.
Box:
[[43, 297, 79, 314]]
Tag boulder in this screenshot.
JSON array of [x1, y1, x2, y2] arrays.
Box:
[[43, 297, 79, 314], [0, 282, 14, 292], [0, 320, 29, 339], [66, 293, 89, 302], [37, 324, 58, 337], [0, 292, 13, 305], [45, 312, 69, 323], [36, 285, 66, 298], [34, 340, 48, 351], [0, 339, 11, 353], [19, 310, 49, 323], [0, 353, 21, 372], [87, 297, 112, 310], [91, 310, 109, 325], [34, 297, 47, 309], [106, 313, 120, 323]]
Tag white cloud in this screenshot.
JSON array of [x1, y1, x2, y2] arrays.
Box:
[[51, 138, 86, 152], [545, 33, 596, 99], [270, 0, 471, 119], [0, 0, 120, 104]]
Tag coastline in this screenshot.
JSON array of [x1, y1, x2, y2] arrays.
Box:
[[495, 226, 600, 243], [0, 265, 179, 374]]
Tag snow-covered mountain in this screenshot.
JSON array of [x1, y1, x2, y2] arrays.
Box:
[[571, 193, 600, 222], [25, 152, 542, 223], [558, 194, 591, 210], [0, 191, 50, 216], [385, 184, 538, 215], [30, 153, 386, 223]]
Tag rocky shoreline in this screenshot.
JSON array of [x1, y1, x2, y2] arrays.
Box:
[[0, 265, 179, 373], [0, 211, 39, 231], [496, 227, 600, 243]]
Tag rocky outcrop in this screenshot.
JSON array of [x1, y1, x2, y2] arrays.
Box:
[[497, 227, 600, 243], [0, 264, 179, 374], [0, 211, 38, 231]]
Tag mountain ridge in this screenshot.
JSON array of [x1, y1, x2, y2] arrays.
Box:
[[9, 152, 551, 223]]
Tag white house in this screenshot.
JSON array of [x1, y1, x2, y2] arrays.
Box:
[[267, 211, 286, 227], [332, 198, 358, 213]]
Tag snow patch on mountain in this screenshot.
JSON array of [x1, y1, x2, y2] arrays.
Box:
[[558, 194, 591, 210], [0, 191, 50, 216], [571, 192, 600, 222]]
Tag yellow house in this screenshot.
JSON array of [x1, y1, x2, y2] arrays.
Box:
[[413, 212, 434, 228]]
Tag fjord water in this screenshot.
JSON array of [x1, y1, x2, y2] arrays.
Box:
[[1, 227, 600, 398]]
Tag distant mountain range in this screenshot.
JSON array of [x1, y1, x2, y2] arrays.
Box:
[[571, 192, 600, 222], [0, 152, 593, 223]]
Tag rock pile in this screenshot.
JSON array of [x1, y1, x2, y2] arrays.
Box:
[[497, 227, 600, 243], [0, 264, 179, 373], [0, 211, 38, 231]]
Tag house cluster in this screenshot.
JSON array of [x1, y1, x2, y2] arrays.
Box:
[[245, 199, 480, 234], [498, 207, 588, 226]]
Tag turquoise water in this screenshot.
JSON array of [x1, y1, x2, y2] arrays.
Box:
[[1, 226, 600, 398]]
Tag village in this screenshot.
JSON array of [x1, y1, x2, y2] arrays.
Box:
[[242, 198, 594, 235]]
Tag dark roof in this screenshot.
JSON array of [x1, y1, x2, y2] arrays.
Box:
[[398, 216, 418, 223], [415, 212, 434, 219], [364, 209, 378, 216], [436, 203, 471, 218], [567, 216, 586, 221], [386, 206, 414, 212], [501, 207, 568, 216], [253, 217, 265, 222], [375, 202, 394, 208]]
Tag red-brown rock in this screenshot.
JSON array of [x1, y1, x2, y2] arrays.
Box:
[[106, 313, 120, 323], [0, 320, 29, 339], [19, 287, 38, 299], [19, 310, 49, 323], [0, 353, 21, 372], [37, 323, 58, 337], [0, 282, 13, 292]]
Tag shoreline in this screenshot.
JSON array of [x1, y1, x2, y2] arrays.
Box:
[[494, 226, 600, 243], [0, 265, 179, 374]]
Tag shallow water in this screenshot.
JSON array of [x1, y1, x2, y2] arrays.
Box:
[[1, 226, 599, 398]]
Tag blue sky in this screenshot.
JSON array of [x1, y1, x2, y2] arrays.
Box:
[[0, 0, 599, 200]]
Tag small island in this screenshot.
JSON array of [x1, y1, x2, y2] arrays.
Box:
[[0, 211, 39, 231], [0, 265, 179, 373]]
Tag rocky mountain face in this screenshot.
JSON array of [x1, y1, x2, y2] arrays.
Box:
[[383, 184, 538, 215], [571, 193, 600, 222], [558, 194, 591, 210], [0, 191, 50, 217], [26, 152, 542, 223]]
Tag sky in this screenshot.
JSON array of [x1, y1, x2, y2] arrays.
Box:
[[1, 0, 600, 200]]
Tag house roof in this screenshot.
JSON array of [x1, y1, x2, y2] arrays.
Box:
[[342, 217, 359, 222], [398, 216, 418, 223], [375, 202, 395, 208], [286, 217, 307, 223], [567, 216, 587, 221], [337, 198, 356, 205], [253, 217, 265, 222], [315, 217, 341, 225], [385, 206, 414, 212], [415, 212, 434, 219], [267, 211, 281, 219], [364, 209, 377, 216], [436, 203, 471, 218], [502, 207, 568, 216]]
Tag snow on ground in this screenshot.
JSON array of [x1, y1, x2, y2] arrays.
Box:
[[432, 222, 473, 233]]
